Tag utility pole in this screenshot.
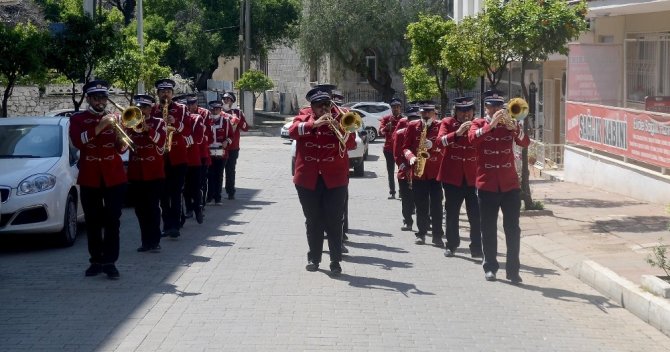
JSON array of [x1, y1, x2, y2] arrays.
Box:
[[244, 0, 251, 72], [136, 0, 145, 94], [238, 0, 245, 108]]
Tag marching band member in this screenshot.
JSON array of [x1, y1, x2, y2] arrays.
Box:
[[402, 101, 445, 246], [290, 87, 356, 275], [393, 103, 420, 231], [69, 80, 127, 279], [468, 90, 530, 283], [380, 98, 403, 199], [151, 79, 191, 239], [222, 92, 249, 200], [199, 100, 213, 210], [206, 100, 232, 205], [126, 94, 167, 253], [183, 95, 206, 224], [437, 97, 482, 258], [332, 89, 349, 245]]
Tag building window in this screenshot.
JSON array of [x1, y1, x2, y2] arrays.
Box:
[[625, 33, 670, 103], [360, 51, 377, 82], [234, 68, 239, 81]]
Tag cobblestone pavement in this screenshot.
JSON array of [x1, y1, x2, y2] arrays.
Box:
[[0, 136, 669, 352]]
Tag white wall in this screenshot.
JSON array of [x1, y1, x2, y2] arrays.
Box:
[[564, 146, 670, 205]]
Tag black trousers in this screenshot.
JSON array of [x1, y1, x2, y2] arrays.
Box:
[[296, 176, 347, 263], [130, 179, 163, 248], [207, 157, 227, 202], [225, 149, 239, 197], [184, 165, 203, 216], [80, 183, 126, 264], [200, 160, 208, 208], [412, 179, 443, 239], [383, 150, 396, 196], [443, 182, 481, 251], [478, 189, 521, 275], [398, 179, 414, 226], [343, 188, 349, 233], [161, 160, 187, 231]]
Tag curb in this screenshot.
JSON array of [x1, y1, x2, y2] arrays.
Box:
[[517, 232, 670, 337]]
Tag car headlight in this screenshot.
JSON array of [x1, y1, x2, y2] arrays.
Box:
[[17, 174, 57, 195]]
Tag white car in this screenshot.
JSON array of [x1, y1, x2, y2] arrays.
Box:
[[341, 102, 392, 142], [280, 120, 291, 139], [0, 117, 83, 246], [291, 123, 369, 177]]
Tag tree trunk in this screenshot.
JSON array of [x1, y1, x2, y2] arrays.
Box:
[[519, 59, 534, 210], [366, 68, 395, 102], [71, 81, 83, 112], [1, 76, 16, 117], [437, 69, 449, 117]]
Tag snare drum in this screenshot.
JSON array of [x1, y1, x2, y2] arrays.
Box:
[[210, 147, 224, 157]]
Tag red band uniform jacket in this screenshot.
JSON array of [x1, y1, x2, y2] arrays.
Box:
[[402, 119, 444, 181], [69, 110, 128, 188], [289, 109, 357, 190], [468, 117, 530, 192], [437, 117, 478, 187], [380, 114, 402, 153], [126, 116, 167, 181], [392, 117, 410, 180], [210, 112, 232, 159], [150, 102, 191, 165], [185, 113, 206, 167], [198, 107, 212, 166], [227, 108, 249, 151]]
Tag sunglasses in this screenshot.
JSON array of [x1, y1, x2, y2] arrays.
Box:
[[89, 95, 108, 101]]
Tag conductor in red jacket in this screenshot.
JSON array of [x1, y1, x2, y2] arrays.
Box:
[[69, 80, 127, 279], [437, 97, 481, 258], [289, 87, 356, 275], [468, 90, 530, 283]]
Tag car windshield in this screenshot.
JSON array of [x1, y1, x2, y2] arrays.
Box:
[[0, 125, 62, 158], [342, 102, 357, 108]]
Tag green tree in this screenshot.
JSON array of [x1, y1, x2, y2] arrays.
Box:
[[46, 13, 123, 111], [235, 69, 274, 111], [499, 0, 588, 209], [440, 20, 482, 97], [400, 65, 439, 102], [405, 14, 453, 113], [0, 23, 49, 117]]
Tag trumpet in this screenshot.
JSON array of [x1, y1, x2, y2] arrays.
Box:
[[323, 103, 362, 153], [502, 98, 529, 128], [105, 98, 141, 152]]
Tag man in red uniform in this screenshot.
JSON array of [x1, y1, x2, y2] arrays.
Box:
[[380, 98, 403, 199], [437, 97, 481, 258], [206, 101, 232, 205], [183, 95, 206, 224], [199, 99, 213, 210], [393, 103, 420, 231], [151, 79, 191, 238], [402, 101, 445, 246], [69, 80, 127, 279], [222, 92, 249, 200], [289, 87, 356, 275], [126, 94, 167, 253], [468, 90, 530, 283]]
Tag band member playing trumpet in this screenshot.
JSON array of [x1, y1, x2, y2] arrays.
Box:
[[222, 92, 248, 200], [402, 101, 445, 246], [380, 98, 403, 199], [126, 94, 167, 253], [393, 103, 420, 231], [290, 87, 356, 275], [206, 101, 232, 205], [69, 80, 127, 279], [183, 95, 206, 224], [468, 90, 530, 283], [151, 79, 191, 239], [437, 97, 482, 258]]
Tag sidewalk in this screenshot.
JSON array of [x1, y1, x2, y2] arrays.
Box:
[[514, 172, 670, 336]]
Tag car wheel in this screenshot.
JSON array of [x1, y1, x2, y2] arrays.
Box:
[[59, 192, 78, 247], [353, 161, 365, 177], [291, 156, 296, 176], [366, 127, 377, 142]]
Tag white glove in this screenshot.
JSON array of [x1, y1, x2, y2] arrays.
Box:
[[409, 157, 417, 166], [424, 140, 433, 149]]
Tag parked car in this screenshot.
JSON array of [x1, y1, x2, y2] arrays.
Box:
[[0, 117, 84, 246], [341, 102, 392, 142], [280, 120, 291, 139], [291, 123, 369, 177], [45, 109, 77, 117]]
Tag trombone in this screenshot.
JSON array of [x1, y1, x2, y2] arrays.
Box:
[[323, 102, 363, 154], [106, 98, 144, 152], [502, 98, 529, 129]]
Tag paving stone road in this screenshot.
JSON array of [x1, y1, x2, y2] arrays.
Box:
[[0, 136, 669, 351]]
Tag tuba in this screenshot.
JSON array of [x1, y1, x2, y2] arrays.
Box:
[[413, 121, 430, 178], [502, 98, 529, 128]]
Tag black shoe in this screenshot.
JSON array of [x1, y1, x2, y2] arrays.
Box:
[[470, 248, 483, 258], [195, 211, 204, 224], [414, 236, 425, 245], [432, 237, 445, 248], [341, 244, 349, 254], [102, 264, 120, 279], [137, 246, 151, 252], [330, 261, 342, 275], [150, 244, 162, 253], [228, 194, 235, 200], [85, 263, 102, 277], [485, 271, 497, 282], [400, 223, 413, 231], [169, 229, 181, 239], [388, 193, 395, 199], [506, 274, 523, 284], [444, 248, 455, 257], [305, 261, 319, 272], [184, 210, 194, 219], [161, 231, 169, 238]]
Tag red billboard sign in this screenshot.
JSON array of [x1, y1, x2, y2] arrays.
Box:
[[566, 101, 670, 169], [645, 96, 670, 114], [567, 44, 622, 106]]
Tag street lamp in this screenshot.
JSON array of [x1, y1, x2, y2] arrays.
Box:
[[529, 81, 537, 138]]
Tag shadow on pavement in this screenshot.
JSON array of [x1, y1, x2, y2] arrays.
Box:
[[348, 228, 393, 238], [343, 255, 413, 270], [158, 283, 201, 297], [514, 283, 616, 312], [590, 216, 670, 233], [332, 273, 435, 297], [544, 197, 644, 208], [345, 241, 409, 253], [365, 154, 380, 162], [200, 239, 234, 248]]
